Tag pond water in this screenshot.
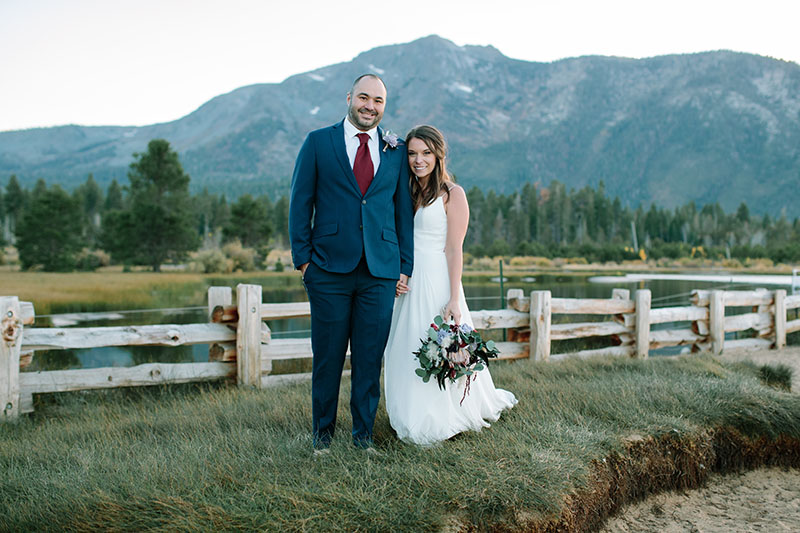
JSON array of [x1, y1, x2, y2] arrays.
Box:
[[23, 272, 797, 372]]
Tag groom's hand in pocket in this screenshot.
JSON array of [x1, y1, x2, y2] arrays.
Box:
[[395, 274, 409, 297]]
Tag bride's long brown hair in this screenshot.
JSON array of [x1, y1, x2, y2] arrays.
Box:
[[406, 125, 453, 211]]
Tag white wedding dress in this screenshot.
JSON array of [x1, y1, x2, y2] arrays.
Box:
[[384, 195, 517, 445]]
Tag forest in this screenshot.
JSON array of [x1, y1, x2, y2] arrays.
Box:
[[2, 140, 798, 272]]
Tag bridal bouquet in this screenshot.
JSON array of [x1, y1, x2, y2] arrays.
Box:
[[413, 315, 499, 403]]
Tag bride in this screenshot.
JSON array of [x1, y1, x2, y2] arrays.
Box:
[[384, 125, 517, 445]]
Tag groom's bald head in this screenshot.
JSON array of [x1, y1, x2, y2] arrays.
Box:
[[350, 74, 387, 97]]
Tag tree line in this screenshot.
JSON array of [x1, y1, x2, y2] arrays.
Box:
[[2, 139, 798, 272], [464, 180, 800, 264], [3, 140, 289, 272]]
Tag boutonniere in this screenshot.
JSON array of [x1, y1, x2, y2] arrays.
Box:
[[382, 130, 399, 152]]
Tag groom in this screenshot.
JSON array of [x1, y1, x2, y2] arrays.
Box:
[[289, 74, 414, 452]]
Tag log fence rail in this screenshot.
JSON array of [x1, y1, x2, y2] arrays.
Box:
[[2, 284, 799, 421]]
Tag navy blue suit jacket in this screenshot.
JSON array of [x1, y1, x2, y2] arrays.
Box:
[[289, 120, 414, 280]]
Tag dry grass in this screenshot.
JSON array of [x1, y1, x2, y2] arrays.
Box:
[[0, 271, 207, 314], [0, 270, 300, 315], [1, 355, 797, 532]]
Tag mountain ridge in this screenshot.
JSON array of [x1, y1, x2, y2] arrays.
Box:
[[1, 35, 798, 215]]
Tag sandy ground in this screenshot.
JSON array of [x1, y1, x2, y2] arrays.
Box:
[[599, 347, 800, 533]]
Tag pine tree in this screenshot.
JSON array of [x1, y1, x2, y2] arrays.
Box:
[[4, 175, 27, 241], [102, 139, 198, 271], [105, 179, 124, 211], [223, 194, 273, 247], [271, 195, 290, 247], [16, 184, 85, 271], [74, 174, 104, 246]]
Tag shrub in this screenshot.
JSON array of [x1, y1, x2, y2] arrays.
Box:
[[769, 243, 800, 263], [0, 246, 16, 266], [721, 258, 743, 269], [649, 241, 691, 259], [75, 249, 111, 271], [509, 256, 552, 268], [264, 248, 292, 271], [744, 257, 774, 269], [469, 256, 504, 271], [190, 249, 233, 273], [486, 239, 512, 258], [466, 244, 485, 257], [514, 241, 549, 257], [222, 240, 258, 272]]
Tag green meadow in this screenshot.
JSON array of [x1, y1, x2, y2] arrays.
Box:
[[1, 355, 798, 532]]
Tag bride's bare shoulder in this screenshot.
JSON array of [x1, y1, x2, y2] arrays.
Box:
[[442, 184, 468, 217], [444, 184, 466, 201]]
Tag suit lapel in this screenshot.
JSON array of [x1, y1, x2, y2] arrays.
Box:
[[368, 128, 388, 197], [330, 120, 362, 195]]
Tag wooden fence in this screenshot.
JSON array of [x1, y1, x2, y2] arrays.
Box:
[[2, 285, 799, 422]]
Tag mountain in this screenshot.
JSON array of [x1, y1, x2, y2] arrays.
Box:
[[1, 35, 799, 215]]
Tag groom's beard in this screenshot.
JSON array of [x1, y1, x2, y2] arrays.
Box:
[[348, 104, 382, 130]]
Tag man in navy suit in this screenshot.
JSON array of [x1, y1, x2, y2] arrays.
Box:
[[289, 74, 414, 453]]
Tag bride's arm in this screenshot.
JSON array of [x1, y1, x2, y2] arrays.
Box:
[[443, 185, 469, 324]]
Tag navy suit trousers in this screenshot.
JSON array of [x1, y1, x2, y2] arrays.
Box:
[[303, 258, 396, 447]]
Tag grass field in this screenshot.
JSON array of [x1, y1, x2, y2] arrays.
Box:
[[1, 355, 798, 532]]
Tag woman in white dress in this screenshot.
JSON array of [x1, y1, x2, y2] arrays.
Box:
[[384, 125, 517, 445]]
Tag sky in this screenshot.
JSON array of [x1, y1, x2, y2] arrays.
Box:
[[1, 0, 798, 132]]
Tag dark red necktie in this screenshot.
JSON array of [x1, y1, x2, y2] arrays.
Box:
[[353, 133, 374, 195]]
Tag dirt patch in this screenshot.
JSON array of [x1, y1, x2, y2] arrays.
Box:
[[523, 428, 800, 533], [491, 348, 800, 533], [591, 348, 800, 533], [599, 467, 800, 532]]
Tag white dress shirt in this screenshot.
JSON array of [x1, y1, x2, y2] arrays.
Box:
[[343, 117, 380, 176]]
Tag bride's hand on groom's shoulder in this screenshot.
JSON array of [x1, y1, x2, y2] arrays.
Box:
[[395, 274, 410, 297]]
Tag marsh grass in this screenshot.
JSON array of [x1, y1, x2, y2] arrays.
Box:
[[0, 271, 302, 315], [1, 355, 798, 532]]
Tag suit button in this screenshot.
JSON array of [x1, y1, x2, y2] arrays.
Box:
[[362, 199, 367, 205], [359, 225, 363, 229]]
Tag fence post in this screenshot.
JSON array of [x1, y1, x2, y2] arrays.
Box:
[[1, 297, 22, 422], [612, 288, 630, 301], [709, 290, 725, 355], [236, 284, 263, 388], [774, 289, 786, 350], [634, 289, 651, 358], [530, 291, 551, 361], [208, 286, 235, 362], [505, 288, 526, 345], [754, 288, 771, 339], [506, 288, 526, 311]]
